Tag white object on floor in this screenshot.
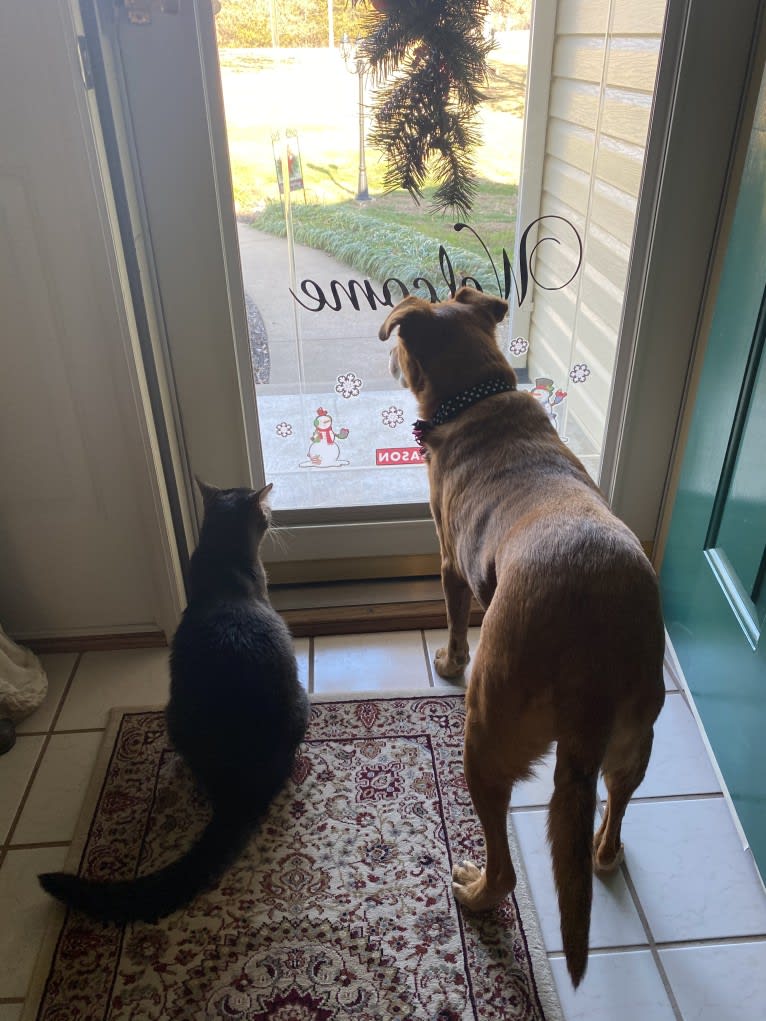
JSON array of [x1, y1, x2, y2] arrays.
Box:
[[0, 626, 47, 722]]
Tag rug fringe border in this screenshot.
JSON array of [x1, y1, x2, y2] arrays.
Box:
[[21, 696, 563, 1021]]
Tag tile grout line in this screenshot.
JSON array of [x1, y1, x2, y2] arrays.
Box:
[[617, 851, 684, 1020], [509, 792, 726, 816], [656, 933, 766, 949], [547, 932, 766, 958], [421, 630, 436, 687], [0, 654, 82, 869], [43, 653, 84, 733], [546, 944, 646, 959], [547, 935, 766, 959], [623, 792, 724, 805], [18, 727, 109, 736], [6, 842, 72, 852]]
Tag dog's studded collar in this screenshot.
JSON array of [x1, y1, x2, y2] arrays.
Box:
[[413, 376, 515, 450]]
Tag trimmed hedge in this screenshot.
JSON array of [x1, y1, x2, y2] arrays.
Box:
[[249, 202, 499, 299]]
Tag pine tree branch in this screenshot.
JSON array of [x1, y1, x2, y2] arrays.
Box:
[[353, 0, 493, 217]]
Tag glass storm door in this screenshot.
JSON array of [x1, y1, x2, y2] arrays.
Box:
[[216, 0, 670, 509], [660, 64, 766, 874], [87, 0, 671, 570]]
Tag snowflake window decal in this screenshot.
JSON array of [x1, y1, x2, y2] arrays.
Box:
[[569, 363, 591, 384], [335, 372, 363, 399], [381, 406, 405, 429], [509, 336, 529, 357], [275, 422, 293, 438]]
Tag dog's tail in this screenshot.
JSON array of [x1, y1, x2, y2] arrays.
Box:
[[547, 742, 599, 987], [39, 808, 252, 924]]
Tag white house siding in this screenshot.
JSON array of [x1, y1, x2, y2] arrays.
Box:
[[526, 0, 666, 451]]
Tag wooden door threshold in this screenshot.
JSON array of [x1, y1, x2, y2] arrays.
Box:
[[282, 599, 484, 637]]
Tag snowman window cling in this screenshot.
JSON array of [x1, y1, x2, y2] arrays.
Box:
[[530, 377, 568, 435], [300, 407, 350, 467]]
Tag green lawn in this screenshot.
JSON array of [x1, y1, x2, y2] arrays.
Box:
[[220, 44, 526, 280], [352, 180, 518, 264]]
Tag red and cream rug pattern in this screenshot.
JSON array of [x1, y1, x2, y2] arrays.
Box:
[[26, 694, 561, 1020]]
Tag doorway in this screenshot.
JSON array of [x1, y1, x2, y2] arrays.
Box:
[[85, 0, 670, 572]]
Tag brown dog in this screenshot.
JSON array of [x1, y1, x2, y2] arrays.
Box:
[[379, 287, 665, 987]]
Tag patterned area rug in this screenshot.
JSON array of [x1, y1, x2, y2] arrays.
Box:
[[25, 694, 562, 1020]]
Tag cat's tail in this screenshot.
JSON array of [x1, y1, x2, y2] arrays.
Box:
[[38, 809, 252, 924]]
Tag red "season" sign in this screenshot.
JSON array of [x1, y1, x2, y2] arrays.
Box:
[[375, 447, 426, 466]]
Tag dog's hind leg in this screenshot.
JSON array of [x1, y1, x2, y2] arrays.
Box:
[[435, 564, 472, 679], [593, 720, 655, 873], [548, 738, 603, 987]]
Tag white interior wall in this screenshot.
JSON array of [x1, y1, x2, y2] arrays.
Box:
[[0, 0, 182, 639]]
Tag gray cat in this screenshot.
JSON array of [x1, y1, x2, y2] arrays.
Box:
[[40, 480, 309, 923]]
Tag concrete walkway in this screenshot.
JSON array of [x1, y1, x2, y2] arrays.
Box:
[[237, 221, 393, 390]]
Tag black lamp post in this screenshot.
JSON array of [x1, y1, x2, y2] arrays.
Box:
[[340, 33, 370, 203]]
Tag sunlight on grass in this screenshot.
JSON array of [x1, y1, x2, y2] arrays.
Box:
[[220, 38, 527, 275]]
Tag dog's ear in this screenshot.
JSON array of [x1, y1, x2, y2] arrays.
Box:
[[378, 296, 434, 341], [454, 286, 508, 324]]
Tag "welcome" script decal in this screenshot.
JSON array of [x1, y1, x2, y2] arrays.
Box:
[[290, 216, 583, 314]]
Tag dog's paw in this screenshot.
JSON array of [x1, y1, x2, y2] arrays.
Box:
[[453, 860, 483, 888], [452, 860, 506, 912], [435, 647, 469, 680], [593, 840, 625, 875]]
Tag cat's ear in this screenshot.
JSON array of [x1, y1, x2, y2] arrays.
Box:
[[254, 482, 273, 506], [248, 483, 273, 524], [195, 476, 220, 509]]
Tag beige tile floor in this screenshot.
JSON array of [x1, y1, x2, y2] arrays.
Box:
[[1, 636, 765, 1019]]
